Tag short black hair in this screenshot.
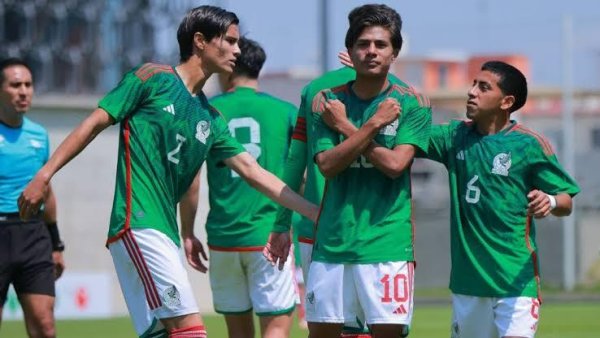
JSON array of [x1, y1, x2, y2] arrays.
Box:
[[0, 57, 32, 83], [481, 61, 528, 113], [345, 4, 403, 53], [177, 5, 239, 62], [232, 37, 266, 79]]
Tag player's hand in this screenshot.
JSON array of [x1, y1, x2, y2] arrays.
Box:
[[263, 231, 291, 271], [322, 96, 351, 134], [371, 98, 400, 128], [52, 251, 65, 280], [183, 236, 208, 273], [527, 189, 552, 218], [338, 51, 354, 68], [18, 176, 48, 220]]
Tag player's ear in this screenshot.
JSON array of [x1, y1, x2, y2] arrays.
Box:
[[500, 95, 515, 112], [193, 32, 207, 51]]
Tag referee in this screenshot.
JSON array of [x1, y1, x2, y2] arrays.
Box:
[[0, 57, 65, 338]]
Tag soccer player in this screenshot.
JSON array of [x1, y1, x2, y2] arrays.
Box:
[[0, 57, 65, 338], [266, 59, 415, 337], [421, 61, 579, 338], [284, 4, 431, 338], [17, 6, 317, 338], [202, 37, 298, 338]]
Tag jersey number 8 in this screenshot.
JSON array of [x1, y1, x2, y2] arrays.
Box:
[[229, 117, 261, 177]]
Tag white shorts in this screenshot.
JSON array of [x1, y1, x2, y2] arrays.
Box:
[[209, 249, 297, 316], [451, 294, 540, 338], [305, 261, 414, 325], [299, 242, 313, 284], [109, 229, 199, 337]]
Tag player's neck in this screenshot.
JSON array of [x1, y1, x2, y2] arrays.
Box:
[[231, 77, 258, 90], [474, 112, 511, 135], [176, 59, 210, 95], [0, 109, 24, 128], [352, 74, 389, 100]]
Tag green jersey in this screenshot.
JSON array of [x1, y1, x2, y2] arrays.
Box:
[[312, 81, 432, 264], [99, 63, 244, 246], [425, 120, 580, 298], [206, 87, 296, 249], [273, 67, 409, 244]]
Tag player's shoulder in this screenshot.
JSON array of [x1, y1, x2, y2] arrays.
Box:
[[386, 81, 431, 109], [506, 122, 555, 155], [311, 83, 350, 113], [132, 63, 175, 83], [22, 117, 48, 136]]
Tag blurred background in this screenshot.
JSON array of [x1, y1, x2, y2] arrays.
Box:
[[1, 0, 599, 321]]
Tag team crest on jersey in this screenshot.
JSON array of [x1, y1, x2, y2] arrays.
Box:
[[307, 291, 315, 304], [491, 152, 511, 176], [379, 118, 399, 136], [195, 121, 210, 144], [162, 285, 181, 308]]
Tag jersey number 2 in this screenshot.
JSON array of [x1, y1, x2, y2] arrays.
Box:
[[229, 117, 261, 177]]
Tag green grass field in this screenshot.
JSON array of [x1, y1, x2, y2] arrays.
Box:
[[2, 302, 599, 337]]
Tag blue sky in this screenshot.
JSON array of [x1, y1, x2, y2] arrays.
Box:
[[199, 0, 600, 88]]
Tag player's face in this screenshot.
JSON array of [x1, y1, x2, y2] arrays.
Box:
[[204, 24, 241, 74], [0, 65, 33, 116], [466, 70, 507, 121], [349, 26, 397, 77]]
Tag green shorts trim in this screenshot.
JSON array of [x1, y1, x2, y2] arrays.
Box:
[[256, 304, 295, 317], [215, 307, 253, 315]]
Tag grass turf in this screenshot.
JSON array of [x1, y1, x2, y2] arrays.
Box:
[[2, 302, 599, 337]]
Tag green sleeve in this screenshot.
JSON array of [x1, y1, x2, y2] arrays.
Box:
[[98, 69, 147, 123], [273, 90, 309, 233], [417, 123, 454, 165], [208, 111, 246, 165], [272, 139, 308, 232], [529, 143, 580, 196], [394, 94, 432, 153], [312, 90, 340, 156]]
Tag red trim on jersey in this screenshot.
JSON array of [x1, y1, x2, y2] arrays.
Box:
[[312, 85, 349, 113], [292, 117, 307, 142], [106, 228, 129, 245], [513, 124, 555, 156], [298, 236, 315, 244], [312, 181, 328, 235], [410, 197, 417, 269], [408, 261, 415, 313], [105, 119, 134, 247], [123, 118, 133, 230], [122, 230, 162, 309], [208, 245, 264, 252], [524, 215, 543, 303], [387, 84, 431, 108], [135, 63, 174, 82]]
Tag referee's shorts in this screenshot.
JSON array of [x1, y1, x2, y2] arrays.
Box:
[[0, 212, 55, 303]]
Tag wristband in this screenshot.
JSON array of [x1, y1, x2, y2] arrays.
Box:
[[46, 222, 65, 252], [547, 194, 557, 210]]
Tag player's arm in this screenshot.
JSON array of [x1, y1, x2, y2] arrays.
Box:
[[224, 152, 319, 221], [315, 98, 399, 178], [179, 171, 208, 273], [527, 190, 573, 218], [528, 138, 580, 218], [19, 109, 114, 219], [42, 183, 65, 279]]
